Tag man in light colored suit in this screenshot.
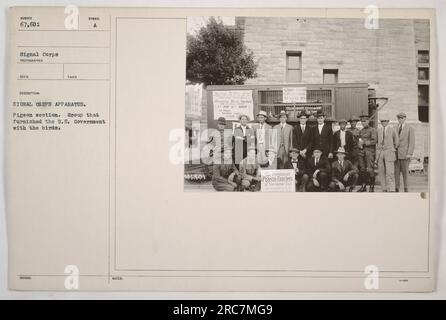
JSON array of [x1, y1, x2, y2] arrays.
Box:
[[255, 110, 272, 164], [376, 115, 399, 192], [394, 112, 415, 192], [273, 110, 293, 169]]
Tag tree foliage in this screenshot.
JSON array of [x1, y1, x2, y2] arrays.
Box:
[[186, 18, 257, 85]]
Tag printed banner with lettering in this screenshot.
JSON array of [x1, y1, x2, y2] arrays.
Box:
[[212, 90, 254, 121], [282, 87, 307, 103], [260, 169, 296, 192]]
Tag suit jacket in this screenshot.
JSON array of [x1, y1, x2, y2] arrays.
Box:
[[273, 123, 294, 154], [233, 125, 256, 144], [305, 156, 330, 176], [255, 123, 273, 149], [396, 123, 415, 159], [376, 126, 399, 161], [293, 124, 314, 157], [284, 158, 306, 177], [331, 160, 358, 182], [333, 130, 355, 155], [313, 123, 333, 157], [233, 125, 256, 163]]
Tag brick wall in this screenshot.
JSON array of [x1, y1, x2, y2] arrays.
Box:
[[240, 17, 430, 157]]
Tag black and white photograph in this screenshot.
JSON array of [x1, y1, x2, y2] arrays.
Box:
[[185, 16, 430, 193]]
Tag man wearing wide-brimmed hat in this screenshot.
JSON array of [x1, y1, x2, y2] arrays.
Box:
[[305, 148, 331, 192], [233, 114, 256, 167], [334, 119, 355, 158], [207, 117, 233, 161], [376, 114, 399, 192], [273, 110, 294, 169], [292, 111, 314, 159], [255, 110, 272, 164], [329, 147, 359, 192], [313, 110, 333, 159], [284, 147, 309, 192], [394, 112, 415, 192]]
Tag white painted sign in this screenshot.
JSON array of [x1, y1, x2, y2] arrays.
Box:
[[185, 83, 203, 116], [282, 87, 307, 103], [260, 169, 295, 192], [213, 90, 254, 121]]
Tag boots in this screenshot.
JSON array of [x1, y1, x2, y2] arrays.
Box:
[[369, 177, 375, 192]]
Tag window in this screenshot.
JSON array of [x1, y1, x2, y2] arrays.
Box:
[[417, 50, 429, 123], [418, 68, 429, 80], [417, 50, 429, 64], [323, 69, 338, 84], [286, 51, 302, 82], [418, 85, 429, 107]]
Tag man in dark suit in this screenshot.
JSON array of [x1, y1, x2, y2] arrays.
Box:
[[333, 119, 355, 158], [293, 111, 314, 160], [313, 110, 333, 160], [305, 148, 331, 192], [328, 147, 359, 192], [284, 148, 309, 192]]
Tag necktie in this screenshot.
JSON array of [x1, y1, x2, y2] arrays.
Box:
[[382, 127, 386, 145], [398, 125, 402, 136], [302, 125, 305, 133]]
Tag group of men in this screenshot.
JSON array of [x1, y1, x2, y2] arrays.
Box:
[[209, 109, 415, 192]]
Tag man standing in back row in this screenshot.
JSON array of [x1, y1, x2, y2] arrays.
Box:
[[394, 112, 415, 192], [357, 115, 377, 192], [313, 110, 333, 160], [274, 110, 294, 169]]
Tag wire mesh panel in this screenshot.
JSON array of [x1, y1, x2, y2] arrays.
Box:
[[257, 88, 334, 121]]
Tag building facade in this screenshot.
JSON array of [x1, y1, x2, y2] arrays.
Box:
[[236, 17, 430, 158]]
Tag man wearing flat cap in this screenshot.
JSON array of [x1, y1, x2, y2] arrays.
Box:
[[347, 116, 361, 168], [357, 115, 378, 192], [394, 112, 415, 192], [273, 110, 294, 169], [376, 114, 399, 192], [233, 114, 256, 167]]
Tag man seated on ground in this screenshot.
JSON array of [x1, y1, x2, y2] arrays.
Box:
[[284, 148, 309, 192], [305, 148, 331, 192], [329, 147, 359, 192], [239, 147, 261, 191], [260, 148, 281, 170], [211, 147, 240, 192]]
